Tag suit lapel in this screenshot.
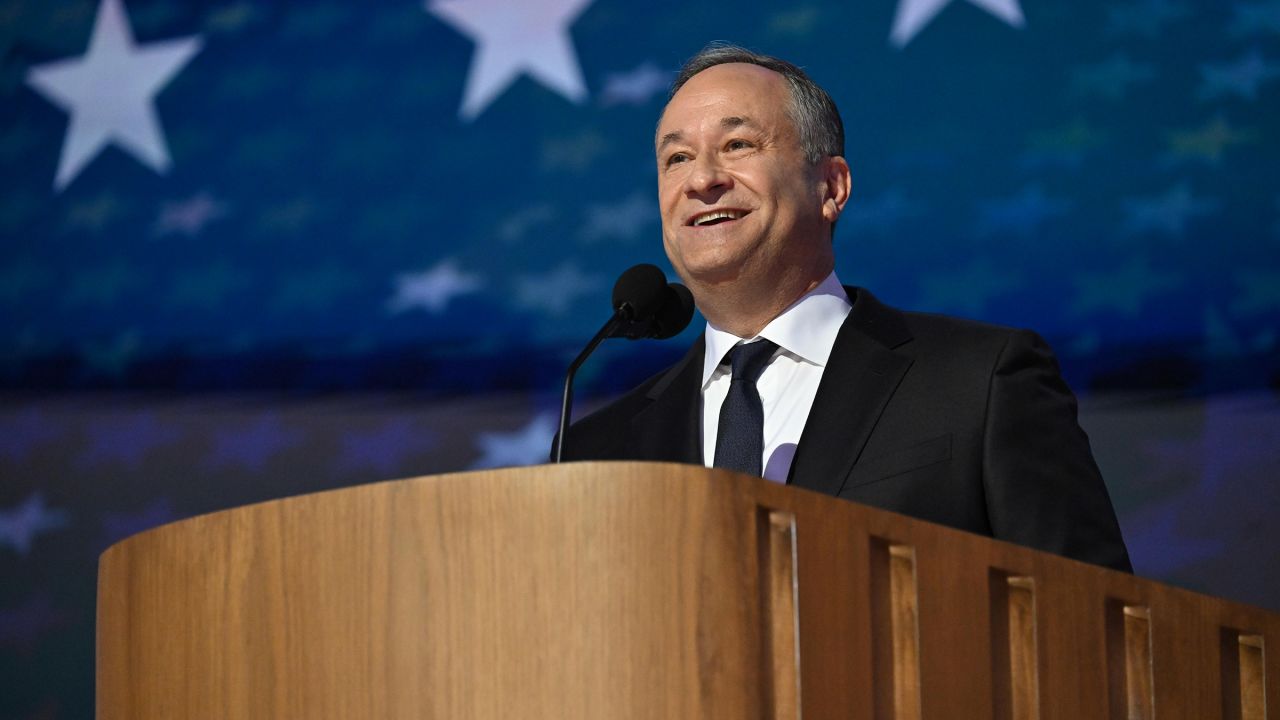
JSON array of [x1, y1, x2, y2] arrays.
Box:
[[788, 288, 914, 495], [629, 336, 704, 463]]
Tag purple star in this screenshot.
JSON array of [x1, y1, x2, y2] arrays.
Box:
[[152, 190, 229, 237], [1123, 499, 1226, 575], [1199, 395, 1280, 497], [336, 419, 438, 477], [0, 592, 65, 653], [78, 412, 183, 469], [205, 414, 303, 472], [0, 493, 70, 556], [101, 497, 178, 547], [0, 408, 61, 463], [1121, 394, 1280, 576]]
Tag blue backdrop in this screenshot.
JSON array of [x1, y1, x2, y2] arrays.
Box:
[[2, 0, 1278, 716]]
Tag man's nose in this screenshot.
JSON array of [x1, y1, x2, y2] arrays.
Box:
[[685, 156, 732, 196]]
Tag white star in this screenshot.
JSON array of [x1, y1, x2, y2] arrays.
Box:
[[470, 413, 557, 469], [891, 0, 1024, 48], [426, 0, 592, 120], [25, 0, 202, 191], [387, 260, 484, 314]]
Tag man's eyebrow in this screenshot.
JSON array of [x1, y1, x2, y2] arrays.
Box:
[[657, 130, 684, 153], [721, 116, 756, 131], [657, 116, 760, 153]]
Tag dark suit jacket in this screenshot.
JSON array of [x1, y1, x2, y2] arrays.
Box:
[[562, 287, 1133, 572]]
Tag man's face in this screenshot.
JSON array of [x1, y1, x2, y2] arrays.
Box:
[[655, 63, 834, 291]]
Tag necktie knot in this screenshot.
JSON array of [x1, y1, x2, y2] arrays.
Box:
[[726, 339, 777, 385]]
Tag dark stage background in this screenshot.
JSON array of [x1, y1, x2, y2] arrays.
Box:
[[3, 0, 1279, 716]]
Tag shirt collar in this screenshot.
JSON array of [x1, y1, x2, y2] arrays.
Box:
[[701, 271, 853, 389]]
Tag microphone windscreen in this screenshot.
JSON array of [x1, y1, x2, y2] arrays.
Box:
[[611, 264, 669, 320], [650, 283, 695, 339]]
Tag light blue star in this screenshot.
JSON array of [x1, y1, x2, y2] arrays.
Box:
[[1070, 53, 1156, 100], [1229, 0, 1280, 36], [1070, 257, 1181, 317], [470, 413, 557, 469], [514, 262, 604, 316], [0, 493, 70, 556], [915, 259, 1024, 317], [387, 260, 485, 314], [842, 188, 917, 234], [976, 184, 1071, 236], [1198, 49, 1280, 101], [1230, 269, 1280, 315], [541, 131, 607, 173], [496, 204, 557, 243], [79, 331, 142, 380], [579, 191, 657, 243], [1122, 182, 1219, 237], [1104, 0, 1191, 37], [1205, 307, 1246, 357], [600, 61, 670, 107]]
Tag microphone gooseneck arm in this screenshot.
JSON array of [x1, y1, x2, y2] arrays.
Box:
[[554, 264, 694, 464], [552, 305, 631, 463]]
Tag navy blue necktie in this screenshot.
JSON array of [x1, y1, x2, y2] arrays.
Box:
[[713, 339, 778, 477]]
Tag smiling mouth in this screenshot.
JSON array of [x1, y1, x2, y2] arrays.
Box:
[[688, 209, 749, 227]]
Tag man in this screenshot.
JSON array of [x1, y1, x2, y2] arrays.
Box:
[[561, 44, 1132, 573]]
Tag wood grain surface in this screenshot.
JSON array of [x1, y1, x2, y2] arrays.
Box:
[[98, 461, 1279, 719]]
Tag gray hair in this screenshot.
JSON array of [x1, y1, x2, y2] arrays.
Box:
[[668, 43, 845, 165]]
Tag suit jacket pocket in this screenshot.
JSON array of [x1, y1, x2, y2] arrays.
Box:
[[846, 433, 952, 489]]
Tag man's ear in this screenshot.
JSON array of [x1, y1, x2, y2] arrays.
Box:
[[820, 156, 852, 223]]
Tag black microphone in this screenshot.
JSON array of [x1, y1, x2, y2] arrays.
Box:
[[612, 281, 695, 340], [553, 264, 695, 462]]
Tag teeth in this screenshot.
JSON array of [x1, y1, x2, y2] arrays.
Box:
[[692, 210, 743, 226]]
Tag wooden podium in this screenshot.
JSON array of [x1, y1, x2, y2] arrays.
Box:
[[97, 462, 1277, 719]]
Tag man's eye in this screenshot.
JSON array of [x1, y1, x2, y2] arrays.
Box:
[[726, 139, 752, 151], [666, 153, 689, 166]]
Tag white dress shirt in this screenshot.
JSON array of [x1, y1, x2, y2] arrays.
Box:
[[701, 272, 853, 483]]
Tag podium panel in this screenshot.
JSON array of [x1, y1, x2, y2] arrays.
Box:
[[98, 462, 1279, 719]]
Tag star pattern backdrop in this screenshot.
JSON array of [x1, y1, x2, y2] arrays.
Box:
[[2, 0, 1279, 715]]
